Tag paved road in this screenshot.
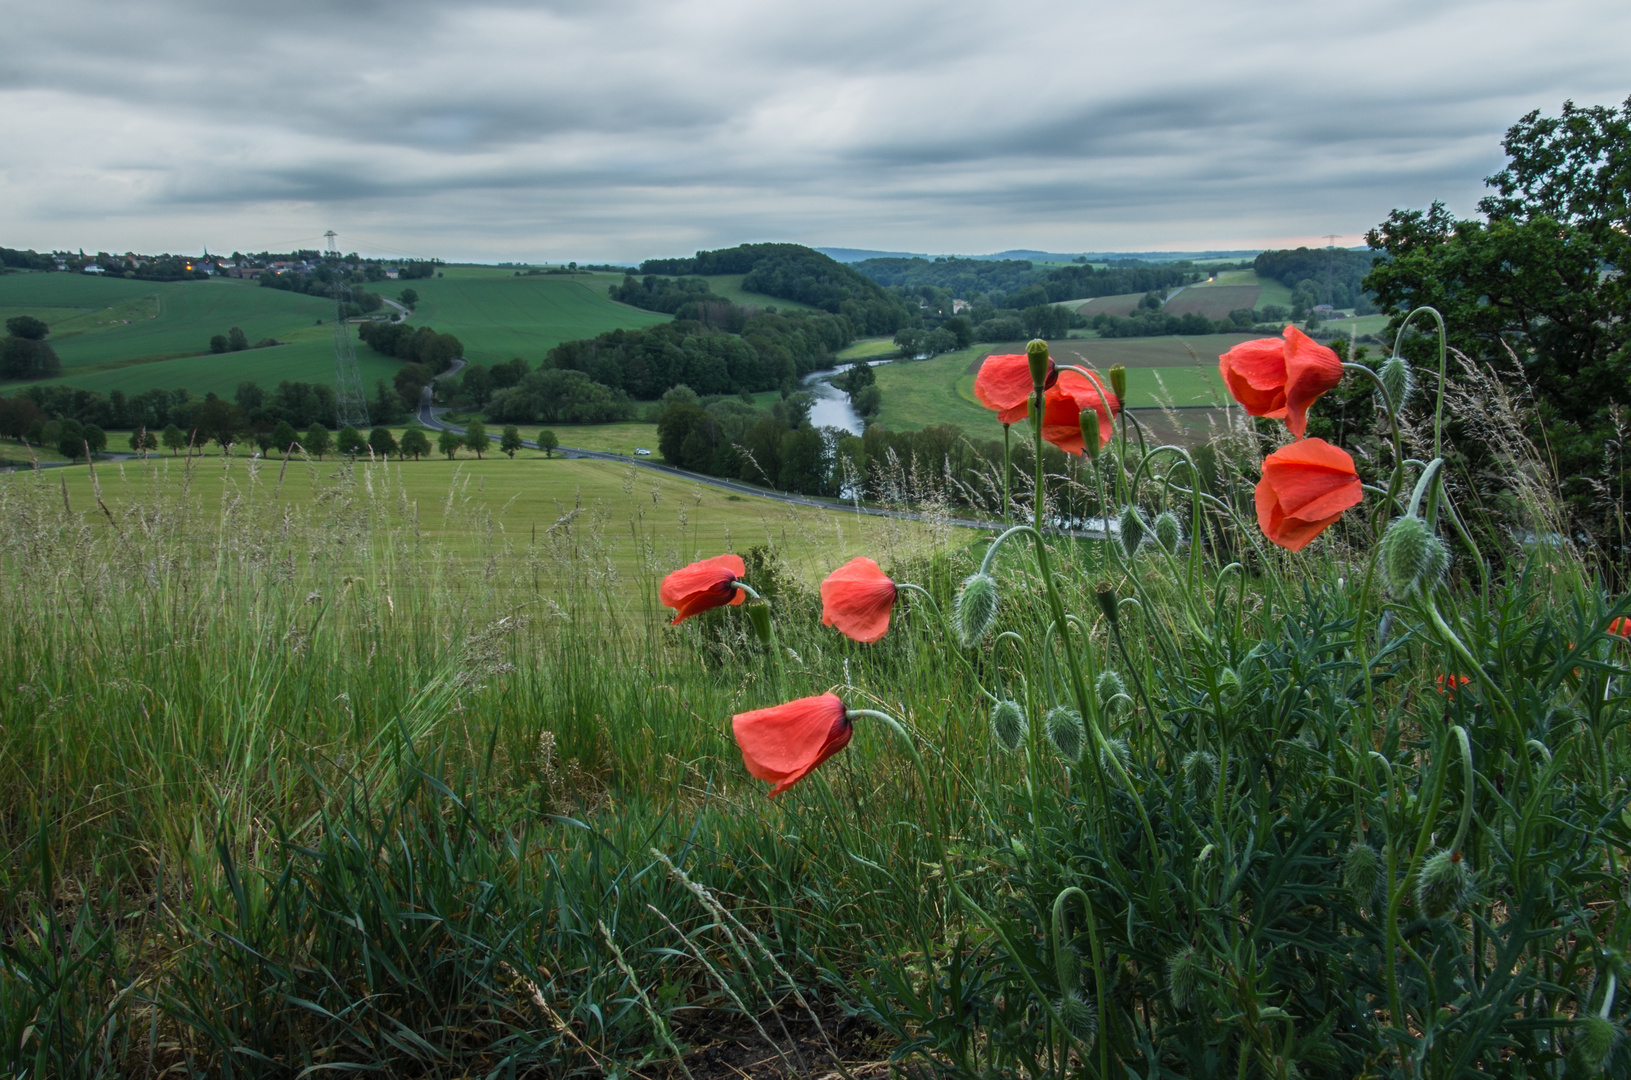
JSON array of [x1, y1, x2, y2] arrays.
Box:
[[411, 387, 1111, 536]]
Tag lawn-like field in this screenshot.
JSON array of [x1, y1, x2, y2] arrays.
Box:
[[700, 274, 822, 312], [1066, 292, 1147, 316], [389, 267, 670, 365], [835, 336, 899, 360]]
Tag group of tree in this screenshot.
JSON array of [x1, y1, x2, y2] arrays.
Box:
[[1255, 248, 1380, 314], [1, 247, 58, 271], [637, 244, 918, 336], [1362, 95, 1631, 562], [446, 357, 529, 408], [653, 387, 831, 495], [357, 320, 463, 372], [2, 316, 62, 379], [208, 326, 280, 353], [258, 262, 384, 315], [485, 368, 635, 425]]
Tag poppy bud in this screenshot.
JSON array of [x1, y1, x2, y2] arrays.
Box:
[[953, 572, 999, 647], [1343, 841, 1380, 907], [1055, 991, 1098, 1042], [1044, 706, 1084, 762], [1380, 515, 1451, 596], [1181, 749, 1218, 799], [1378, 354, 1414, 414], [1078, 409, 1101, 460], [1094, 581, 1118, 625], [989, 699, 1028, 753], [1108, 364, 1127, 402], [1216, 666, 1241, 702], [1026, 338, 1051, 389], [1152, 510, 1183, 553], [1167, 945, 1201, 1012], [1574, 1015, 1620, 1072], [1096, 669, 1127, 708], [745, 600, 773, 645], [1099, 737, 1131, 772], [1118, 506, 1147, 559], [1415, 848, 1472, 918]]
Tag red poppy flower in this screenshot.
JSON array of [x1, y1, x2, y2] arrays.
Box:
[[1218, 325, 1343, 439], [1254, 437, 1362, 551], [1610, 617, 1631, 640], [732, 693, 853, 796], [1041, 369, 1120, 455], [974, 353, 1053, 424], [659, 553, 745, 624], [1434, 673, 1470, 698], [820, 557, 898, 643]]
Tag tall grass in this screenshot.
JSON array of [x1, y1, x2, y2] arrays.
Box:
[[1, 333, 1628, 1078]]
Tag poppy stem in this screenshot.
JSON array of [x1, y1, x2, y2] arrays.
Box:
[[894, 582, 998, 703], [1002, 423, 1012, 526]]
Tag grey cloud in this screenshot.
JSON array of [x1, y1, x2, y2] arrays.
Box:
[[1, 0, 1627, 260]]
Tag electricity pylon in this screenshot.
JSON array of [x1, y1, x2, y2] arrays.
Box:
[[326, 230, 370, 430]]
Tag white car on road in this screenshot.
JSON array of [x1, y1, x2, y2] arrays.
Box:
[[634, 447, 652, 456]]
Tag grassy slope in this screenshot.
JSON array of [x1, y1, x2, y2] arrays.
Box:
[[1165, 284, 1260, 319], [396, 267, 670, 365], [836, 337, 899, 360], [701, 273, 823, 312], [19, 454, 932, 589]]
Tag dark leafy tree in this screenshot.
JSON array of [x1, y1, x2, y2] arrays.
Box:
[[336, 425, 367, 457], [82, 424, 107, 456], [303, 423, 331, 459], [500, 426, 523, 458], [368, 426, 399, 458], [438, 428, 462, 459], [57, 418, 85, 460], [270, 421, 299, 456], [162, 423, 187, 456], [536, 429, 558, 458], [462, 420, 487, 459], [399, 428, 431, 461], [210, 334, 228, 354], [228, 326, 249, 352]]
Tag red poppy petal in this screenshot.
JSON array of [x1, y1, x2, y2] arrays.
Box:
[[1219, 338, 1290, 418], [732, 694, 851, 795], [820, 557, 898, 643], [974, 354, 1035, 412], [1282, 326, 1344, 438]]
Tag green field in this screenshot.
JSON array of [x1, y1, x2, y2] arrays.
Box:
[[700, 273, 823, 312], [387, 267, 670, 364], [1067, 291, 1146, 316], [1164, 283, 1260, 319], [835, 336, 899, 360]]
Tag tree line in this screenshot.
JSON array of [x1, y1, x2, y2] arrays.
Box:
[[356, 320, 464, 372], [2, 316, 62, 379]]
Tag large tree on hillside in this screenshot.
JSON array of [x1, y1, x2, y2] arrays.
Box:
[[1364, 96, 1631, 557]]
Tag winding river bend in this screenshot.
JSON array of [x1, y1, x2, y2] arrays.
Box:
[[799, 356, 897, 434]]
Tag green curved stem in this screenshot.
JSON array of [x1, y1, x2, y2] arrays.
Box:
[[1053, 886, 1111, 1077]]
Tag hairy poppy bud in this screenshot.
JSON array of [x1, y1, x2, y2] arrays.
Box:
[[1044, 706, 1084, 762], [1153, 510, 1183, 553], [1167, 945, 1201, 1012], [1099, 737, 1131, 772], [989, 699, 1028, 753], [1079, 409, 1101, 460], [1216, 666, 1242, 703], [1055, 992, 1098, 1042], [1343, 841, 1380, 907], [1378, 354, 1414, 414], [1094, 581, 1118, 625], [1096, 669, 1127, 708], [1415, 848, 1472, 918], [953, 572, 999, 647], [745, 601, 773, 645], [1118, 506, 1147, 559], [1182, 749, 1218, 799], [1108, 364, 1127, 402], [1380, 515, 1451, 596], [1575, 1015, 1620, 1072]]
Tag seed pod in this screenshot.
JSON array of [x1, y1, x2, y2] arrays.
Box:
[[1118, 505, 1147, 559], [744, 601, 773, 645], [1095, 669, 1127, 708], [1079, 409, 1102, 461], [1094, 581, 1119, 625], [1026, 339, 1051, 389], [1055, 991, 1098, 1043], [1378, 354, 1414, 414], [989, 699, 1028, 753], [1415, 848, 1473, 918], [953, 572, 999, 647], [1182, 749, 1218, 799], [1380, 515, 1451, 597], [1167, 944, 1201, 1012], [1044, 706, 1085, 762], [1108, 364, 1127, 402], [1152, 510, 1183, 553], [1343, 841, 1380, 907], [1574, 1015, 1619, 1073]]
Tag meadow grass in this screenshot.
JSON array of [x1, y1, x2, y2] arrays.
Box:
[[4, 330, 1629, 1079], [835, 336, 899, 360], [1163, 284, 1261, 319]]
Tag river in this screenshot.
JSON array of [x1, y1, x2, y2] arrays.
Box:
[[799, 356, 897, 434]]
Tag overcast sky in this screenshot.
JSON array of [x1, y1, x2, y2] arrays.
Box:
[[2, 0, 1626, 263]]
